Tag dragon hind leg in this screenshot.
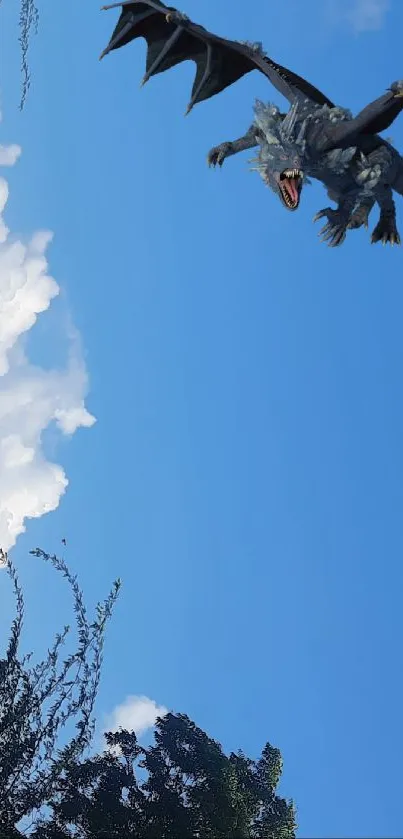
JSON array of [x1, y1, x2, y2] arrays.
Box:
[[371, 214, 401, 245], [371, 186, 401, 245]]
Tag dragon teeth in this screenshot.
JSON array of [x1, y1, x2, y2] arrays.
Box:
[[283, 168, 302, 178]]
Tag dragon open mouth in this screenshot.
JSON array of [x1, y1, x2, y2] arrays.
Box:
[[279, 169, 303, 210]]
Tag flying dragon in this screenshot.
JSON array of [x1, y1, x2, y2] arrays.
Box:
[[100, 0, 403, 247]]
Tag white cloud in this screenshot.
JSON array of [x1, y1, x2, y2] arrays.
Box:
[[326, 0, 389, 31], [103, 695, 168, 739], [0, 143, 22, 167], [348, 0, 389, 30], [0, 114, 95, 553]]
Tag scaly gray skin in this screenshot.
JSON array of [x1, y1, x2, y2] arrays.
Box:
[[207, 89, 403, 247]]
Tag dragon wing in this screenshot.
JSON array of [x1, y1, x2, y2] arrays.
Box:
[[318, 84, 403, 151], [355, 87, 403, 135], [100, 0, 334, 113]]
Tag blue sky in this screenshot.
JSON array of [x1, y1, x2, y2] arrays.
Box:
[[1, 0, 403, 836]]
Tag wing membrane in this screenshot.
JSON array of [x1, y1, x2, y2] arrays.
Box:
[[100, 0, 334, 111]]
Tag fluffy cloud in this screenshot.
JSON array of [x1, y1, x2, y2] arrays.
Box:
[[326, 0, 389, 31], [0, 114, 95, 553], [103, 695, 168, 739]]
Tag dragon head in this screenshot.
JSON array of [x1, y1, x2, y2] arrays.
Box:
[[259, 145, 304, 211], [251, 100, 308, 211]]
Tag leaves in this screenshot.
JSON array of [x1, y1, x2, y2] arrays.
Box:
[[30, 714, 296, 839], [0, 549, 119, 834], [17, 0, 39, 109]]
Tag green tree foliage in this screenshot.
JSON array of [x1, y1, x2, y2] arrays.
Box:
[[31, 713, 297, 839], [0, 548, 120, 837]]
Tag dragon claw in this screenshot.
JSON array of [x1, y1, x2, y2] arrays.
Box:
[[371, 217, 401, 246], [313, 207, 348, 247], [390, 80, 403, 98], [165, 10, 189, 24], [312, 208, 329, 223], [207, 142, 232, 168]]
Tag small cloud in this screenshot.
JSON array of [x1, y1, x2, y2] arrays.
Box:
[[103, 695, 168, 740], [0, 144, 22, 166], [348, 0, 389, 30], [0, 110, 22, 167], [326, 0, 389, 31], [0, 118, 95, 553]]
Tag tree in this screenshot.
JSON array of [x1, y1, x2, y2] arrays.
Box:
[[0, 548, 120, 837], [5, 0, 40, 109], [20, 0, 38, 108], [31, 713, 297, 838]]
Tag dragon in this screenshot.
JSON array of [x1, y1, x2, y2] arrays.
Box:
[[100, 0, 403, 247]]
